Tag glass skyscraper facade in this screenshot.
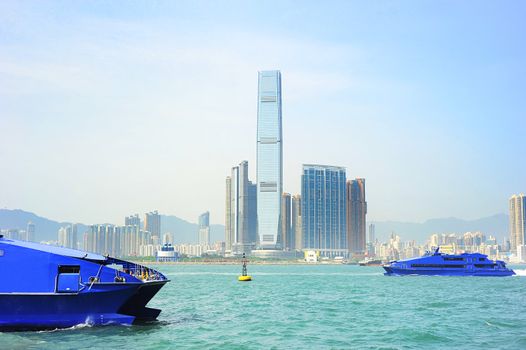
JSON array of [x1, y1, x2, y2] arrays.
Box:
[[257, 70, 283, 249], [509, 193, 526, 253], [225, 161, 258, 254], [301, 165, 347, 257], [281, 193, 292, 250], [347, 178, 367, 254]]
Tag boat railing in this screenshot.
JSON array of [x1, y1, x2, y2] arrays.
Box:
[[106, 258, 167, 282]]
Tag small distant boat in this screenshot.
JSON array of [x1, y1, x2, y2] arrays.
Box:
[[383, 247, 515, 277], [238, 253, 252, 282], [0, 235, 169, 331], [358, 258, 383, 266]]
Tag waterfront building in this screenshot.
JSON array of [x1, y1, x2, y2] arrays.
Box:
[[198, 211, 210, 246], [281, 193, 292, 249], [144, 211, 161, 237], [301, 164, 347, 257], [517, 245, 526, 263], [84, 224, 130, 257], [347, 178, 367, 254], [225, 161, 258, 254], [291, 194, 302, 250], [366, 223, 376, 256], [57, 225, 77, 249], [509, 194, 526, 253], [225, 176, 233, 250], [304, 250, 320, 263], [125, 214, 140, 227], [256, 70, 283, 250], [368, 223, 375, 244], [26, 222, 35, 242], [248, 182, 258, 245], [18, 230, 27, 241], [6, 229, 20, 240]]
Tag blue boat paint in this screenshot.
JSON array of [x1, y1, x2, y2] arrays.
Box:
[[0, 236, 169, 331], [383, 247, 515, 277]]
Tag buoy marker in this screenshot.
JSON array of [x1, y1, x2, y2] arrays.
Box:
[[238, 253, 252, 281]]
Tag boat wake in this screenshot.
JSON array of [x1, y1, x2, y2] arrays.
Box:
[[513, 269, 526, 277], [36, 322, 93, 333]]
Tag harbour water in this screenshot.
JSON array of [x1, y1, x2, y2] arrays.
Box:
[[3, 264, 526, 349]]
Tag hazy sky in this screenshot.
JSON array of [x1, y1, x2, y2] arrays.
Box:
[[1, 1, 525, 225]]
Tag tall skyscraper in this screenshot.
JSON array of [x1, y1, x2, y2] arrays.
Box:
[[26, 221, 35, 242], [225, 161, 258, 254], [198, 211, 210, 246], [347, 178, 367, 254], [257, 70, 283, 250], [302, 165, 347, 257], [509, 194, 526, 253], [291, 194, 302, 250], [248, 182, 258, 244], [281, 193, 292, 249], [368, 223, 375, 244], [225, 176, 233, 250], [144, 211, 161, 237]]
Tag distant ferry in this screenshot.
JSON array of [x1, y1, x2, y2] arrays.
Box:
[[358, 258, 383, 266], [0, 235, 169, 331], [383, 247, 515, 276]]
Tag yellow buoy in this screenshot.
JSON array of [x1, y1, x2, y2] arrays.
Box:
[[238, 253, 252, 282]]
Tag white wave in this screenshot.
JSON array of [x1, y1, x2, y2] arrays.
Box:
[[513, 269, 526, 276], [36, 322, 93, 334]]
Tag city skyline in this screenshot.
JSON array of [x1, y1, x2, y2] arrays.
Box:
[[1, 2, 525, 225]]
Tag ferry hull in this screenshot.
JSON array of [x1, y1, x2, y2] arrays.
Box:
[[383, 266, 515, 277], [0, 281, 167, 331]]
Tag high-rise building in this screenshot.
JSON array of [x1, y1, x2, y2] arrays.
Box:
[[347, 179, 367, 254], [6, 229, 20, 240], [125, 214, 140, 226], [71, 224, 78, 249], [248, 182, 258, 244], [26, 221, 35, 242], [198, 211, 210, 246], [368, 223, 375, 244], [57, 224, 77, 249], [144, 211, 161, 237], [301, 165, 347, 257], [58, 226, 67, 247], [281, 193, 292, 249], [225, 176, 233, 250], [291, 194, 302, 250], [257, 70, 283, 250], [225, 161, 258, 254], [509, 194, 526, 253]]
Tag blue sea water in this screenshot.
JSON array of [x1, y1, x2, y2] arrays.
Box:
[[2, 264, 526, 349]]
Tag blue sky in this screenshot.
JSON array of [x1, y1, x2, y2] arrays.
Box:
[[1, 1, 524, 225]]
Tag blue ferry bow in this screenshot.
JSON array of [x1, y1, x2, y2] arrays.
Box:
[[0, 235, 169, 331], [383, 247, 515, 277]]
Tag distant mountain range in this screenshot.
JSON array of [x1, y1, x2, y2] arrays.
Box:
[[0, 209, 509, 245], [371, 214, 509, 244], [0, 209, 223, 244]]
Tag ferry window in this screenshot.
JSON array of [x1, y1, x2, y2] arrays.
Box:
[[0, 249, 3, 257], [411, 264, 465, 268], [479, 258, 485, 261], [58, 265, 80, 274]]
